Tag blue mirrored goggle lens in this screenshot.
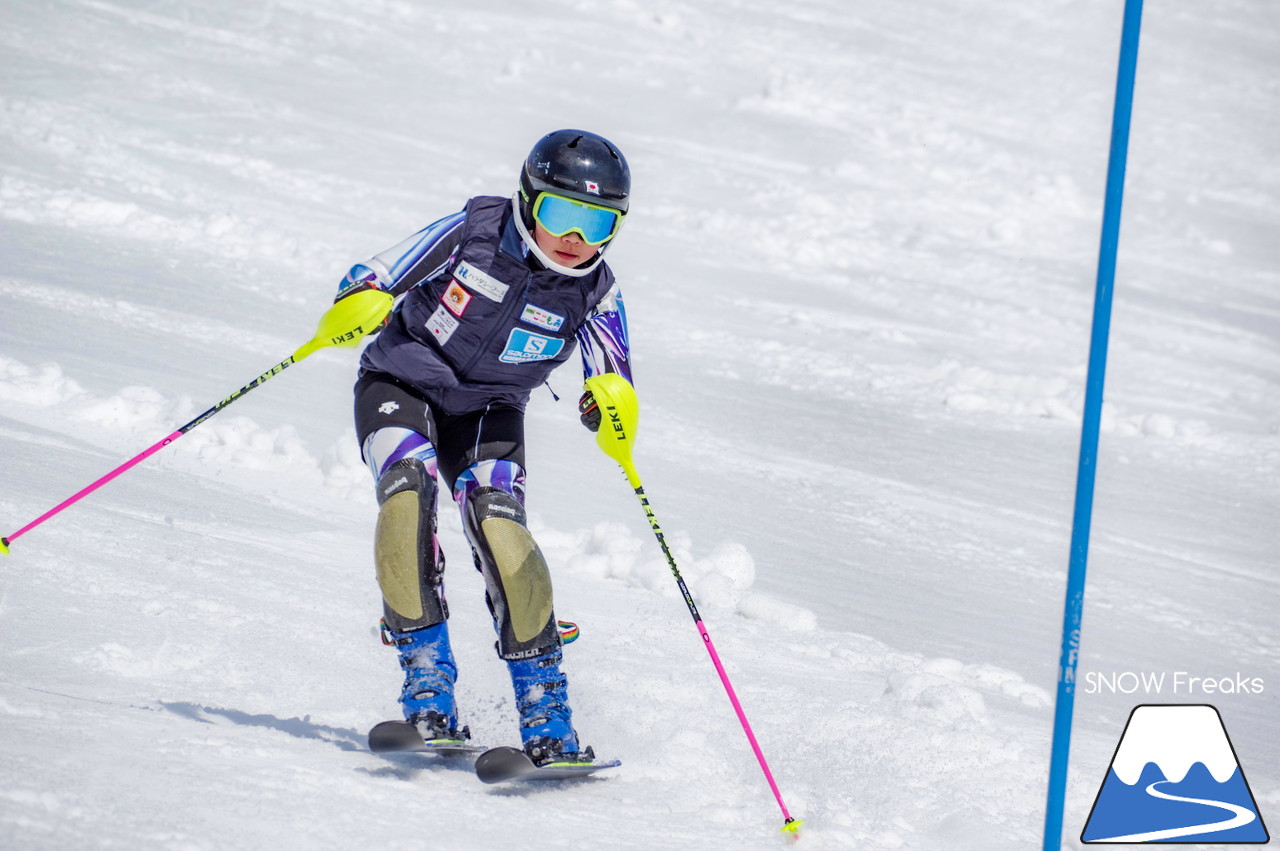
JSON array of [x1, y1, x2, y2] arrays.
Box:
[[533, 194, 621, 245]]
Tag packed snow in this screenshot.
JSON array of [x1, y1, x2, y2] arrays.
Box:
[[1, 0, 1276, 848]]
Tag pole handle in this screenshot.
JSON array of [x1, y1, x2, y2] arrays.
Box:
[[294, 287, 393, 361], [584, 372, 642, 488]]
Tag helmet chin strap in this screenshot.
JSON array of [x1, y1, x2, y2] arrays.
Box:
[[510, 194, 607, 278]]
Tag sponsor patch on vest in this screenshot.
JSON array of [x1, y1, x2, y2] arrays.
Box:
[[426, 305, 459, 344], [520, 303, 565, 332], [453, 261, 509, 303], [499, 328, 565, 364], [442, 281, 472, 317]]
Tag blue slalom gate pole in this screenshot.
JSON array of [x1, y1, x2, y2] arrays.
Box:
[[1043, 1, 1144, 848]]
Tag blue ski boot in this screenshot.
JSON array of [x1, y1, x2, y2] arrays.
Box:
[[507, 646, 592, 765], [383, 620, 465, 740]]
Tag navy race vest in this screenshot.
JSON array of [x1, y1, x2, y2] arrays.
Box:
[[361, 195, 616, 414]]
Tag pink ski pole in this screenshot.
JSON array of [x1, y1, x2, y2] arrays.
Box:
[[584, 373, 803, 837], [1, 356, 298, 553], [2, 287, 392, 555]]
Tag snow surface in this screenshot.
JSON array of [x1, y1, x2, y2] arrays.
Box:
[[1, 0, 1277, 848]]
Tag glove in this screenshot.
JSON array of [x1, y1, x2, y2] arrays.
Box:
[[578, 390, 601, 432]]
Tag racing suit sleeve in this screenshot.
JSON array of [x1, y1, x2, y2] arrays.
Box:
[[336, 210, 466, 300], [577, 281, 632, 385]]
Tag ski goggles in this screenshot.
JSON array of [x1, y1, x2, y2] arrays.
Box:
[[531, 192, 623, 246]]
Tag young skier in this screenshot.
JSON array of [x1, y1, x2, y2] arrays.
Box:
[[336, 130, 633, 765]]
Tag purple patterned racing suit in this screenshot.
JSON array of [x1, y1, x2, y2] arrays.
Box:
[[339, 194, 631, 417], [345, 195, 634, 663]]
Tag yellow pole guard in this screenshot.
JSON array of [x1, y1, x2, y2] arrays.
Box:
[[293, 288, 394, 362], [583, 372, 641, 489]]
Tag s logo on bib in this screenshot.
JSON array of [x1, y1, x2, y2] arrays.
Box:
[[499, 329, 565, 364]]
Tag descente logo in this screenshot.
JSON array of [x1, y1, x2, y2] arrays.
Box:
[[1084, 671, 1264, 696]]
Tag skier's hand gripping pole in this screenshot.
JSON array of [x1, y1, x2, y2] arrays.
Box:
[[1, 288, 393, 555], [583, 373, 803, 837]]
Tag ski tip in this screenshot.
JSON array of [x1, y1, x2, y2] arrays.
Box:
[[0, 537, 10, 555], [780, 817, 805, 838]]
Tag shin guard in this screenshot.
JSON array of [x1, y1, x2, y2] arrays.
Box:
[[375, 458, 447, 632], [462, 487, 559, 660]]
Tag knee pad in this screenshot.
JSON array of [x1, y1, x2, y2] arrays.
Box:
[[462, 484, 558, 660], [362, 426, 438, 481], [375, 458, 447, 632]]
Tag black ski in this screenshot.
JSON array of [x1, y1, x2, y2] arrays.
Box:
[[474, 746, 621, 783], [367, 720, 486, 757]]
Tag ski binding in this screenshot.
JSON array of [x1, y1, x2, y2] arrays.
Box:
[[367, 720, 486, 756], [474, 745, 620, 783]]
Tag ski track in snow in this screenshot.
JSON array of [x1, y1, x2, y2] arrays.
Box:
[[2, 0, 1278, 848]]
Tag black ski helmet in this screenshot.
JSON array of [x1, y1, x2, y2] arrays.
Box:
[[518, 130, 630, 227]]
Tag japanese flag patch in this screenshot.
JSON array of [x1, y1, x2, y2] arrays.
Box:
[[426, 305, 459, 344]]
